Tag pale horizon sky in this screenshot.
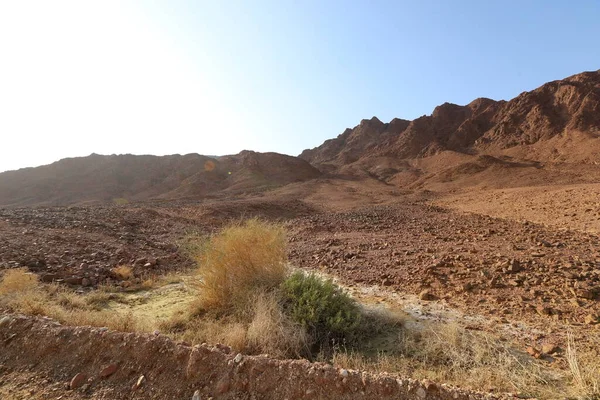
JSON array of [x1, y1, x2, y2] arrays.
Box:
[[1, 1, 599, 173]]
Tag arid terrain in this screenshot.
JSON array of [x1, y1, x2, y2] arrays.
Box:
[[1, 70, 600, 399]]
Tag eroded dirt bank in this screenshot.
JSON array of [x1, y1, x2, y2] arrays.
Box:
[[0, 314, 506, 400]]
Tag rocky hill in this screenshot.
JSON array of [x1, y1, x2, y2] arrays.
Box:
[[300, 70, 600, 175], [0, 151, 321, 207], [3, 70, 600, 207]]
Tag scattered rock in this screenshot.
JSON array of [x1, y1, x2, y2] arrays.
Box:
[[99, 363, 118, 378], [64, 276, 83, 285], [40, 273, 59, 283], [69, 373, 87, 390], [192, 390, 201, 400], [584, 313, 599, 325], [419, 290, 437, 301], [526, 346, 541, 358], [536, 305, 552, 316], [541, 343, 558, 354], [507, 259, 522, 273]]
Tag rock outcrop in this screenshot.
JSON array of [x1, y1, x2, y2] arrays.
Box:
[[301, 70, 600, 171]]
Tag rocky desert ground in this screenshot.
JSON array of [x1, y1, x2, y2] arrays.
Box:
[[1, 70, 600, 399]]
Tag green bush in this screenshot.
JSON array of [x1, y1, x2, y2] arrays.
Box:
[[281, 271, 361, 348]]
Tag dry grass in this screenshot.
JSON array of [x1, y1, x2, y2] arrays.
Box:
[[160, 290, 308, 358], [194, 218, 287, 312], [2, 266, 596, 399], [332, 320, 567, 398], [112, 265, 134, 281], [567, 332, 600, 400], [0, 268, 40, 295], [0, 269, 150, 332], [245, 292, 308, 357]]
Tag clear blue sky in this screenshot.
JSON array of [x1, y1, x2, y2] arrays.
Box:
[[0, 0, 599, 172]]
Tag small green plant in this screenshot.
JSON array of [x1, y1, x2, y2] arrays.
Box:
[[281, 271, 361, 349]]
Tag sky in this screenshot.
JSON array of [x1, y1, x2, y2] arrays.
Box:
[[0, 1, 599, 173]]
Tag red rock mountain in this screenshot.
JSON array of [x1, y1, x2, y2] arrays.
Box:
[[2, 70, 599, 207], [0, 151, 321, 207], [300, 70, 600, 171]]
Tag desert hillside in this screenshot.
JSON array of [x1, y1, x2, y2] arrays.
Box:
[[2, 70, 600, 400], [1, 71, 599, 207], [0, 151, 321, 207], [301, 70, 600, 189]]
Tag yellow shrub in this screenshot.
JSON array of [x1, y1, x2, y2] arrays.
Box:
[[0, 268, 39, 295], [195, 218, 287, 311], [112, 265, 134, 281]]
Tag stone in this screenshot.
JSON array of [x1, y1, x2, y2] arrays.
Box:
[[132, 375, 145, 390], [69, 373, 87, 390], [65, 276, 83, 285], [192, 390, 201, 400], [536, 305, 552, 316], [541, 343, 558, 354], [216, 377, 230, 394], [0, 316, 11, 327], [40, 273, 58, 283], [233, 353, 243, 363], [99, 363, 118, 378], [526, 347, 541, 358], [584, 314, 599, 325], [419, 290, 437, 301], [416, 386, 427, 399], [507, 259, 522, 273], [81, 278, 91, 287], [575, 288, 597, 300]]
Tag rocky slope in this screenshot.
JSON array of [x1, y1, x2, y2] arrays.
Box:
[[300, 70, 600, 176], [0, 151, 321, 207]]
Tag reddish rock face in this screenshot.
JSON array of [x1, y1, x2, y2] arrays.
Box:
[[300, 69, 600, 170]]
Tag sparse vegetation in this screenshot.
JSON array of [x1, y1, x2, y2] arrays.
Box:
[[331, 321, 567, 398], [281, 271, 361, 349], [1, 221, 598, 399], [111, 265, 134, 281], [194, 218, 288, 313], [567, 333, 600, 400], [0, 268, 150, 332], [0, 268, 39, 295]]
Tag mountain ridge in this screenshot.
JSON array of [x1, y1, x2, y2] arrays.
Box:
[[300, 69, 600, 169], [2, 69, 600, 207]]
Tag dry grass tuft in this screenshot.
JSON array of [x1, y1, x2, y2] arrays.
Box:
[[567, 332, 600, 399], [195, 218, 287, 312], [0, 270, 150, 333], [112, 265, 134, 281], [332, 320, 566, 398], [246, 292, 308, 357], [0, 268, 40, 295], [160, 290, 308, 358]]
